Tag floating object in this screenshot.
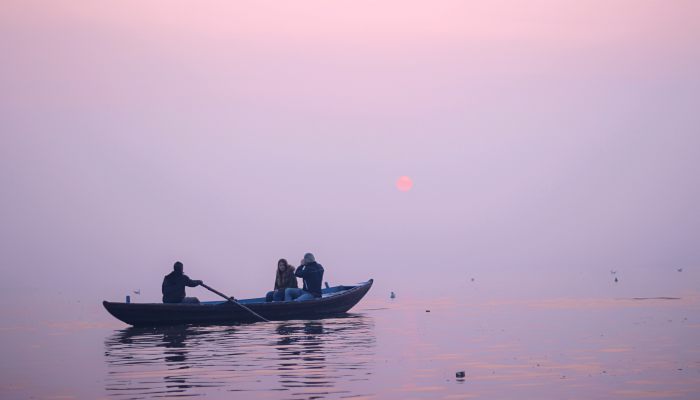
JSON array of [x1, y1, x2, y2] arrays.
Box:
[[470, 278, 475, 282], [456, 371, 465, 378], [631, 297, 680, 301], [610, 270, 617, 275], [133, 289, 140, 295], [425, 309, 431, 312], [614, 277, 618, 283], [103, 279, 374, 326], [390, 291, 396, 299], [125, 295, 130, 304], [677, 268, 683, 272]]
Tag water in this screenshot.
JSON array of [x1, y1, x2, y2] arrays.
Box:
[[104, 317, 375, 399], [1, 296, 699, 399]]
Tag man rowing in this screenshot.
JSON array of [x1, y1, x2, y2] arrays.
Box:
[[162, 261, 203, 303]]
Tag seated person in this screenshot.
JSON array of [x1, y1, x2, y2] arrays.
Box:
[[162, 261, 203, 303], [266, 259, 298, 302], [284, 253, 324, 302]]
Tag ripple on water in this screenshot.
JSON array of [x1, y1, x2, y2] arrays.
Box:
[[104, 315, 376, 399]]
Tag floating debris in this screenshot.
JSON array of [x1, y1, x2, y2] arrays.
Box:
[[631, 297, 681, 301], [425, 310, 431, 313], [456, 371, 465, 379], [677, 268, 683, 272]]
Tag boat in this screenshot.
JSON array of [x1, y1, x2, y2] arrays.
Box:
[[103, 279, 373, 326]]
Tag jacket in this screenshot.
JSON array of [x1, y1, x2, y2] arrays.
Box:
[[294, 262, 324, 298], [274, 267, 299, 290], [162, 271, 199, 303]]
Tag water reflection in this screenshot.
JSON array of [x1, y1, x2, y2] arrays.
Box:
[[104, 315, 375, 399]]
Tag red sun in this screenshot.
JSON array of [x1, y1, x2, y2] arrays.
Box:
[[396, 176, 413, 192]]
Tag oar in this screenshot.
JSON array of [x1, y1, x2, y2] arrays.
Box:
[[200, 283, 270, 322]]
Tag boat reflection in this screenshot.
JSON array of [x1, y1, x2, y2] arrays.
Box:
[[161, 326, 187, 363], [275, 322, 330, 390], [104, 315, 375, 399]]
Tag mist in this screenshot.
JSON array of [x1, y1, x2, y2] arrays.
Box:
[[1, 1, 699, 324]]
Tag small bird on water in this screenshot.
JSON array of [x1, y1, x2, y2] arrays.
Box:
[[133, 289, 141, 295], [390, 291, 396, 299], [614, 277, 618, 283]]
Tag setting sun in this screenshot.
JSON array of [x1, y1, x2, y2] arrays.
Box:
[[396, 176, 413, 192]]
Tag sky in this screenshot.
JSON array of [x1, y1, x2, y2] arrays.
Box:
[[1, 1, 699, 322]]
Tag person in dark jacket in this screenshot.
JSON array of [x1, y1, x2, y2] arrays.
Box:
[[265, 259, 299, 302], [284, 253, 324, 301], [162, 261, 203, 303]]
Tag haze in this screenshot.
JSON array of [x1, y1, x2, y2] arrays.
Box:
[[1, 1, 699, 323]]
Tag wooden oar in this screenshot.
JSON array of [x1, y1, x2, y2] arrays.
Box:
[[200, 283, 270, 322]]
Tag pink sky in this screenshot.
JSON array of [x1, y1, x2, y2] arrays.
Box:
[[1, 1, 699, 321]]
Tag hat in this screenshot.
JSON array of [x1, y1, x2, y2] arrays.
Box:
[[303, 253, 316, 264]]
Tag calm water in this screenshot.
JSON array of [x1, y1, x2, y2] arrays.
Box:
[[104, 316, 375, 399], [1, 296, 699, 399]]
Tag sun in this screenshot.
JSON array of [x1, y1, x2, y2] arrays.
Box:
[[396, 176, 413, 192]]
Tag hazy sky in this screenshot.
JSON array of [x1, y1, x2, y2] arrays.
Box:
[[1, 1, 699, 322]]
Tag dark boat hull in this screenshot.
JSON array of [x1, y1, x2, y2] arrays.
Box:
[[103, 279, 373, 326]]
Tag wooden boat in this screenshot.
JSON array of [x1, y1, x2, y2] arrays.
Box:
[[103, 279, 373, 326]]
